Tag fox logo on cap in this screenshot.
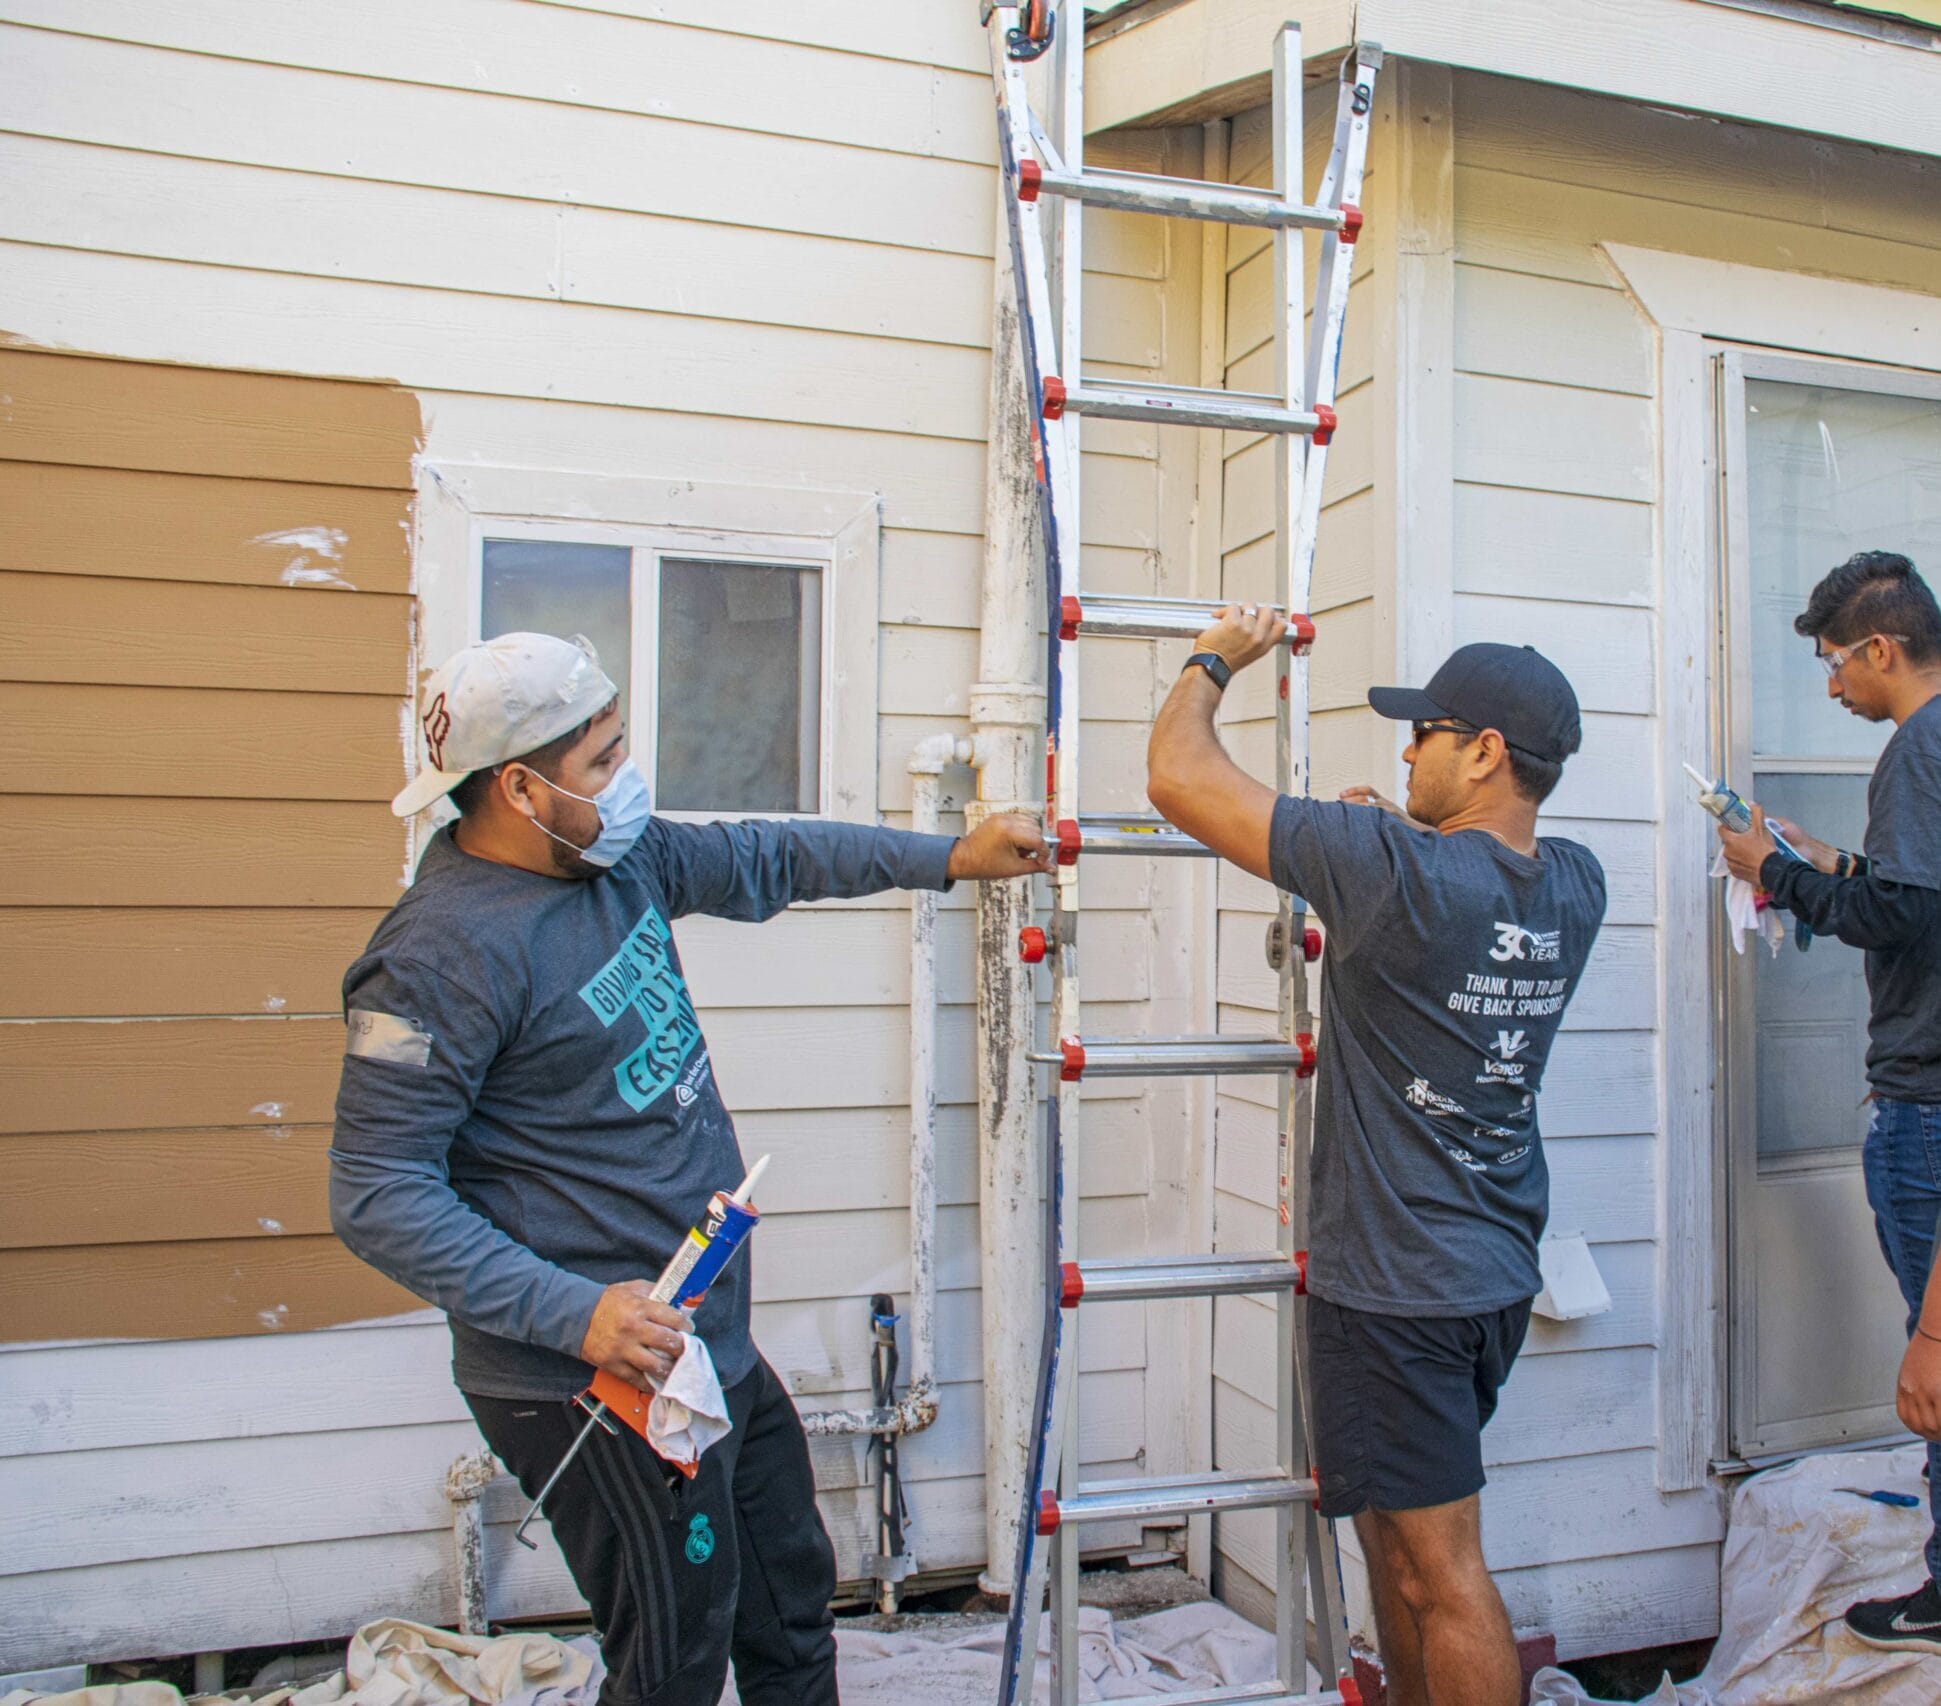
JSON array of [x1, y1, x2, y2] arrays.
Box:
[[423, 692, 453, 770]]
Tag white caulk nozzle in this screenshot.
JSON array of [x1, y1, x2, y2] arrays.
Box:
[[731, 1154, 770, 1205], [1682, 762, 1715, 791]]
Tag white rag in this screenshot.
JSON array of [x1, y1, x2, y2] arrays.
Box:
[[648, 1332, 731, 1475], [1710, 848, 1785, 957]]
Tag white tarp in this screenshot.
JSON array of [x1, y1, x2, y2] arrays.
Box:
[[40, 1445, 1941, 1706], [0, 1623, 603, 1706], [1, 1600, 1292, 1706], [1532, 1443, 1941, 1704], [823, 1601, 1304, 1706]]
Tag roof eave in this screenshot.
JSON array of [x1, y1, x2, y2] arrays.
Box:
[[1084, 0, 1941, 160]]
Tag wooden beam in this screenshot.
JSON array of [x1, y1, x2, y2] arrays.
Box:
[[1364, 58, 1455, 749], [1086, 0, 1353, 131], [1085, 0, 1941, 160]]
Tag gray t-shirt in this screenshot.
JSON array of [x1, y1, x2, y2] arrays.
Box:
[[330, 817, 954, 1400], [1862, 693, 1941, 1100], [1270, 796, 1608, 1316]]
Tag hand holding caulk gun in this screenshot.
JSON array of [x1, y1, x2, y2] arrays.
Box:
[[1687, 763, 1817, 952], [514, 1155, 768, 1548]]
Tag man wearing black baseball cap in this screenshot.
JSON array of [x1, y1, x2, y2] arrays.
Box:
[[1148, 611, 1607, 1706]]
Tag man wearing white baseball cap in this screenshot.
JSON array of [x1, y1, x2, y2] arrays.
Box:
[[331, 632, 1051, 1706]]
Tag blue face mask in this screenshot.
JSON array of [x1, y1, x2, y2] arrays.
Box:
[[527, 759, 652, 869]]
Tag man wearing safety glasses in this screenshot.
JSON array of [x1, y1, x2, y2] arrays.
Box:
[[1148, 614, 1606, 1706], [1717, 550, 1941, 1654]]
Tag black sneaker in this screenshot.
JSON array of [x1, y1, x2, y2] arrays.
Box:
[[1845, 1579, 1941, 1652]]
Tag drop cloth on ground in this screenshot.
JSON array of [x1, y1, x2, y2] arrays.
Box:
[[1531, 1443, 1941, 1705]]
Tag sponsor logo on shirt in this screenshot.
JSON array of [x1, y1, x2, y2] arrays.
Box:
[[1489, 922, 1561, 963], [579, 906, 708, 1114], [1406, 1077, 1534, 1172]]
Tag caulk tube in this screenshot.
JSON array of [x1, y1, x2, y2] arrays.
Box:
[[1683, 761, 1814, 950], [647, 1154, 768, 1312], [1683, 762, 1753, 833], [1682, 762, 1807, 860]]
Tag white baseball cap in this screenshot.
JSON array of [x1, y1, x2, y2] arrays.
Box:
[[392, 631, 619, 818]]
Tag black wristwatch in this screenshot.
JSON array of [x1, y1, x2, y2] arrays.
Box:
[[1184, 651, 1233, 691]]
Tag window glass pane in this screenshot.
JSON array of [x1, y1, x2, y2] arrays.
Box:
[[481, 539, 632, 735], [657, 558, 821, 812], [1744, 379, 1941, 761], [1749, 770, 1873, 1159]]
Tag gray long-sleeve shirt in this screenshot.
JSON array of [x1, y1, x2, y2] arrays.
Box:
[[329, 817, 955, 1398], [1758, 692, 1941, 1101]]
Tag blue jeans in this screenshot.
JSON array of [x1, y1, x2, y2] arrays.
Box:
[[1861, 1096, 1941, 1586]]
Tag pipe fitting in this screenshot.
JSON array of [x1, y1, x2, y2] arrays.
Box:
[[969, 683, 1047, 730], [908, 734, 974, 776], [797, 1373, 941, 1439]]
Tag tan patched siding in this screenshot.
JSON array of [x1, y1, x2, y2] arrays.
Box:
[[0, 345, 421, 1342]]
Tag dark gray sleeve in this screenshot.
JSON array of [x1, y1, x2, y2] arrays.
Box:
[[1763, 855, 1941, 952], [1267, 796, 1408, 958], [329, 1150, 606, 1358], [1864, 719, 1941, 889], [641, 817, 957, 921], [330, 950, 604, 1357]]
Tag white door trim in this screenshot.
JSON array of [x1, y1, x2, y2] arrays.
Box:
[[1599, 244, 1941, 1488]]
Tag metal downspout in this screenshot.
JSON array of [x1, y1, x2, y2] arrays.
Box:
[[970, 244, 1048, 1594], [796, 735, 967, 1444]]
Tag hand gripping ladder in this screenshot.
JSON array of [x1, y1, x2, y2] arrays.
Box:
[[981, 8, 1380, 1704]]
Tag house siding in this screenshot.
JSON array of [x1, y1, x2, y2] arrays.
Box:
[[0, 2, 1196, 1668], [1181, 60, 1941, 1661]]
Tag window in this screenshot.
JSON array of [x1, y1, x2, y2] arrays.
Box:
[[413, 466, 880, 826], [478, 529, 829, 816]]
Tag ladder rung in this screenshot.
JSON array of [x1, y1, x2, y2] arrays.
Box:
[[1038, 1470, 1318, 1532], [1052, 377, 1334, 440], [1031, 1035, 1316, 1082], [1022, 160, 1361, 238], [1060, 594, 1315, 651], [1059, 814, 1214, 860], [1062, 1251, 1307, 1306]]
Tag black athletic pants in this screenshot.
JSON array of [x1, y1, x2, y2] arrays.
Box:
[[466, 1355, 839, 1706]]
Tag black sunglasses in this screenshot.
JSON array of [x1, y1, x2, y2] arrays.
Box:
[[1410, 718, 1477, 743]]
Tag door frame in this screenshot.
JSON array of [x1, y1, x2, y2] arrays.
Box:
[[1715, 349, 1941, 1456]]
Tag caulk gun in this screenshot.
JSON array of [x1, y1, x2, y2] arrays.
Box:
[[1682, 763, 1812, 950], [514, 1154, 769, 1548]]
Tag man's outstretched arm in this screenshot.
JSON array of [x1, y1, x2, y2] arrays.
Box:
[[651, 811, 1052, 922], [1147, 604, 1288, 881]]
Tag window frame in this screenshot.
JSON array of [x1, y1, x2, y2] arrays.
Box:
[[473, 516, 836, 820], [413, 462, 882, 829]]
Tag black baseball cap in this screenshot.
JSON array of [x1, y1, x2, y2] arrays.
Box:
[[1368, 642, 1582, 764]]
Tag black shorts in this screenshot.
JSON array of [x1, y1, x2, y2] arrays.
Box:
[[1307, 1293, 1532, 1518]]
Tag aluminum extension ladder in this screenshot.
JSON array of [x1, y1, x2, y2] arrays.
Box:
[[980, 8, 1380, 1704]]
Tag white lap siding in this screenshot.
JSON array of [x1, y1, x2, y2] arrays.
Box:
[[1228, 66, 1940, 1662], [0, 2, 1193, 1667]]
